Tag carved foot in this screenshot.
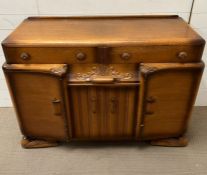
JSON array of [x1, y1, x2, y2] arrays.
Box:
[[150, 136, 188, 147], [21, 137, 59, 149]]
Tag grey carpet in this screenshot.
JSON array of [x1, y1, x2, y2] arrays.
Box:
[[0, 107, 207, 175]]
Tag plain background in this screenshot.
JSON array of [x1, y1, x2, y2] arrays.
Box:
[[0, 0, 207, 107]]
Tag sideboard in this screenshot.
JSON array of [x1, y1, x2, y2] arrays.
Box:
[[2, 15, 205, 148]]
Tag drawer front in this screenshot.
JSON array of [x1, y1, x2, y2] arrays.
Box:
[[3, 45, 204, 64], [3, 47, 96, 64], [111, 45, 204, 63]]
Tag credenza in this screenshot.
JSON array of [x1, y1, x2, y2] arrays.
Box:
[[2, 15, 205, 148]]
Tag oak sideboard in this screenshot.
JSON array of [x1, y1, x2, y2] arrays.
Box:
[[2, 15, 205, 148]]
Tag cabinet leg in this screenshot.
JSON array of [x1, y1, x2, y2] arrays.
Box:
[[150, 136, 188, 147], [21, 137, 59, 149]]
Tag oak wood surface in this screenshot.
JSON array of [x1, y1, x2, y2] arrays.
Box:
[[136, 62, 204, 140], [68, 64, 139, 83], [1, 16, 205, 147], [2, 16, 204, 47], [69, 85, 138, 139], [3, 45, 204, 64], [2, 16, 205, 64], [3, 64, 70, 141]]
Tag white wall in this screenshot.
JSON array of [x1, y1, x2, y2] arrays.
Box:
[[191, 0, 207, 106], [0, 0, 206, 106]]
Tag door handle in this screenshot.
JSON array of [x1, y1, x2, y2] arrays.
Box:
[[145, 96, 156, 115], [91, 76, 114, 83], [144, 111, 154, 115], [52, 98, 62, 115], [91, 97, 97, 114], [110, 97, 117, 114]]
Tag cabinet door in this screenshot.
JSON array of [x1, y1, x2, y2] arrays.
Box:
[[136, 63, 204, 140], [69, 84, 138, 140], [3, 64, 69, 141]]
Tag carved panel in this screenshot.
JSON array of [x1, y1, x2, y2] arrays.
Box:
[[69, 64, 139, 82]]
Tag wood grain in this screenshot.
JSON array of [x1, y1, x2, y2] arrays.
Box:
[[137, 62, 204, 140], [3, 64, 69, 141], [2, 16, 204, 46], [1, 16, 205, 146], [68, 85, 138, 140]]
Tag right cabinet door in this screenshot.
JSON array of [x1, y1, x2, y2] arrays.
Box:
[[137, 63, 204, 140]]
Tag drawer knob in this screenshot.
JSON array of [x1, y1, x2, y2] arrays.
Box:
[[121, 52, 131, 60], [76, 52, 86, 61], [178, 52, 187, 60], [20, 52, 30, 60]]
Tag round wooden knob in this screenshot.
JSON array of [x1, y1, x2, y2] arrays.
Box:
[[76, 52, 86, 61], [121, 52, 131, 60], [178, 52, 187, 60], [20, 52, 30, 60]]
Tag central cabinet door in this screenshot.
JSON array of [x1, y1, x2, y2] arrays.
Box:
[[68, 85, 138, 140]]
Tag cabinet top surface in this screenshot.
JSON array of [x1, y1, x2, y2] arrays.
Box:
[[2, 15, 205, 47]]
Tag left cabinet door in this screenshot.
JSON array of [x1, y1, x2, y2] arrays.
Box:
[[3, 64, 69, 141]]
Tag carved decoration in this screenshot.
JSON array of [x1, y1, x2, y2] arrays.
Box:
[[70, 65, 136, 82], [50, 65, 67, 76], [140, 65, 158, 76]]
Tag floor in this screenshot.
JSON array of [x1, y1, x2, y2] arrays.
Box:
[[0, 107, 207, 175]]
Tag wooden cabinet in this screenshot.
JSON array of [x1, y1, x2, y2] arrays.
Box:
[[1, 16, 205, 148]]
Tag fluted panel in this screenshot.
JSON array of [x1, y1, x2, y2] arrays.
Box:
[[68, 85, 138, 140]]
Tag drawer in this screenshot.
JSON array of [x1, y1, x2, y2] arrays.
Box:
[[110, 45, 204, 63], [3, 47, 96, 64], [3, 45, 204, 64]]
